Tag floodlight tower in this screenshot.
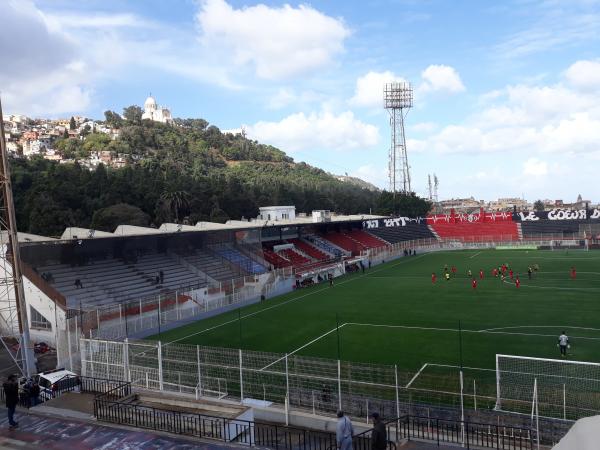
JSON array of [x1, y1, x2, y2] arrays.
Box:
[[384, 82, 413, 194], [0, 97, 35, 377]]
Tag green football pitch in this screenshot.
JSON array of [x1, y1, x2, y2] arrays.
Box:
[[150, 249, 600, 374]]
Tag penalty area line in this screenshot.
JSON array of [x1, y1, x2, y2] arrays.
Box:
[[259, 323, 349, 371], [469, 251, 482, 259], [405, 363, 428, 389]]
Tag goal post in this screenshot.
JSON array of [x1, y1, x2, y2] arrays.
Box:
[[496, 354, 600, 420]]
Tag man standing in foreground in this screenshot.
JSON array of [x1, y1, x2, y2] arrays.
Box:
[[370, 412, 387, 450], [336, 410, 354, 450], [3, 374, 19, 429]]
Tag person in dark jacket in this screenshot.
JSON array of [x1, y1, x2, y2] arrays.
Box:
[[3, 374, 19, 428], [370, 412, 386, 450], [30, 380, 41, 406]]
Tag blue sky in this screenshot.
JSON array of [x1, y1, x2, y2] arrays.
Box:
[[3, 0, 600, 202]]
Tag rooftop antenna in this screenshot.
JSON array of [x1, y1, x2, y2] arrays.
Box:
[[0, 96, 35, 377], [384, 82, 413, 195]]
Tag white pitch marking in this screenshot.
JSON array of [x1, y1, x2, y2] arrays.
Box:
[[259, 323, 349, 371], [501, 278, 600, 292], [479, 325, 600, 333], [164, 254, 429, 346], [344, 322, 600, 341], [405, 363, 429, 389], [469, 251, 482, 259]]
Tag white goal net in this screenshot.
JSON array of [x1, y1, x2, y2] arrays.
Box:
[[496, 354, 600, 420]]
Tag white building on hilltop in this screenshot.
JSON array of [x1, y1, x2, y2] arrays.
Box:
[[142, 94, 173, 124]]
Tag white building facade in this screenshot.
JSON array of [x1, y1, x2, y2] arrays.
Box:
[[142, 95, 173, 124]]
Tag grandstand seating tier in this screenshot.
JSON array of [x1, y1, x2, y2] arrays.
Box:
[[428, 222, 518, 241], [366, 223, 436, 244], [520, 220, 588, 238], [214, 246, 266, 274], [344, 230, 387, 249], [279, 248, 312, 266], [287, 239, 329, 261], [321, 232, 365, 255]]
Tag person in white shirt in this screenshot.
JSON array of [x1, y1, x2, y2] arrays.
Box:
[[336, 410, 354, 450], [558, 331, 569, 357]]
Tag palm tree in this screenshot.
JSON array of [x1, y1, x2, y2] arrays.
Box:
[[160, 190, 190, 223]]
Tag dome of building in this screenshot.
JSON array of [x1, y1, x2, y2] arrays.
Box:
[[144, 95, 157, 110]]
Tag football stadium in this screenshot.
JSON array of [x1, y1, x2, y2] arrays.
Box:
[[4, 205, 600, 448], [3, 2, 600, 447]]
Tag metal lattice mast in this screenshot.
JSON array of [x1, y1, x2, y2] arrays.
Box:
[[0, 97, 35, 377], [384, 82, 413, 194]]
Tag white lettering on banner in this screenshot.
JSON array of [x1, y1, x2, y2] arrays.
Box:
[[363, 220, 379, 229], [519, 212, 539, 221], [384, 217, 407, 227], [547, 209, 587, 220], [591, 209, 600, 219]]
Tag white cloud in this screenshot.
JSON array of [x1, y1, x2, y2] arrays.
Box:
[[411, 63, 600, 157], [565, 59, 600, 91], [0, 1, 92, 115], [419, 65, 466, 94], [45, 13, 158, 29], [352, 164, 388, 188], [349, 71, 405, 108], [522, 158, 548, 177], [196, 0, 350, 80], [410, 122, 438, 133], [266, 88, 323, 110], [494, 3, 600, 60], [245, 110, 380, 153]]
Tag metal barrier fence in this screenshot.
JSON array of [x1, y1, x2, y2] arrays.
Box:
[[93, 386, 532, 450], [79, 337, 580, 446]]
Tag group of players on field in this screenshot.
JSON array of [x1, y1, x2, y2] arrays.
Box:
[[431, 263, 577, 290], [430, 264, 576, 357]]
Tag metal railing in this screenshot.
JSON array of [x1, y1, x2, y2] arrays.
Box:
[[400, 415, 533, 450], [94, 394, 337, 449], [92, 387, 533, 450], [0, 375, 132, 409]]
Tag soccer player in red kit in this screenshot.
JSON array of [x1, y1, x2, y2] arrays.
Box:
[[492, 268, 498, 278], [472, 279, 477, 290], [451, 266, 457, 275], [431, 272, 437, 284], [570, 266, 576, 279], [479, 269, 484, 280], [515, 276, 520, 288], [509, 269, 514, 280]]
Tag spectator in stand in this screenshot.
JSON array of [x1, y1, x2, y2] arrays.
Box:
[[3, 374, 19, 428], [74, 279, 83, 289], [159, 270, 164, 284], [370, 412, 387, 450], [336, 411, 354, 450]]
